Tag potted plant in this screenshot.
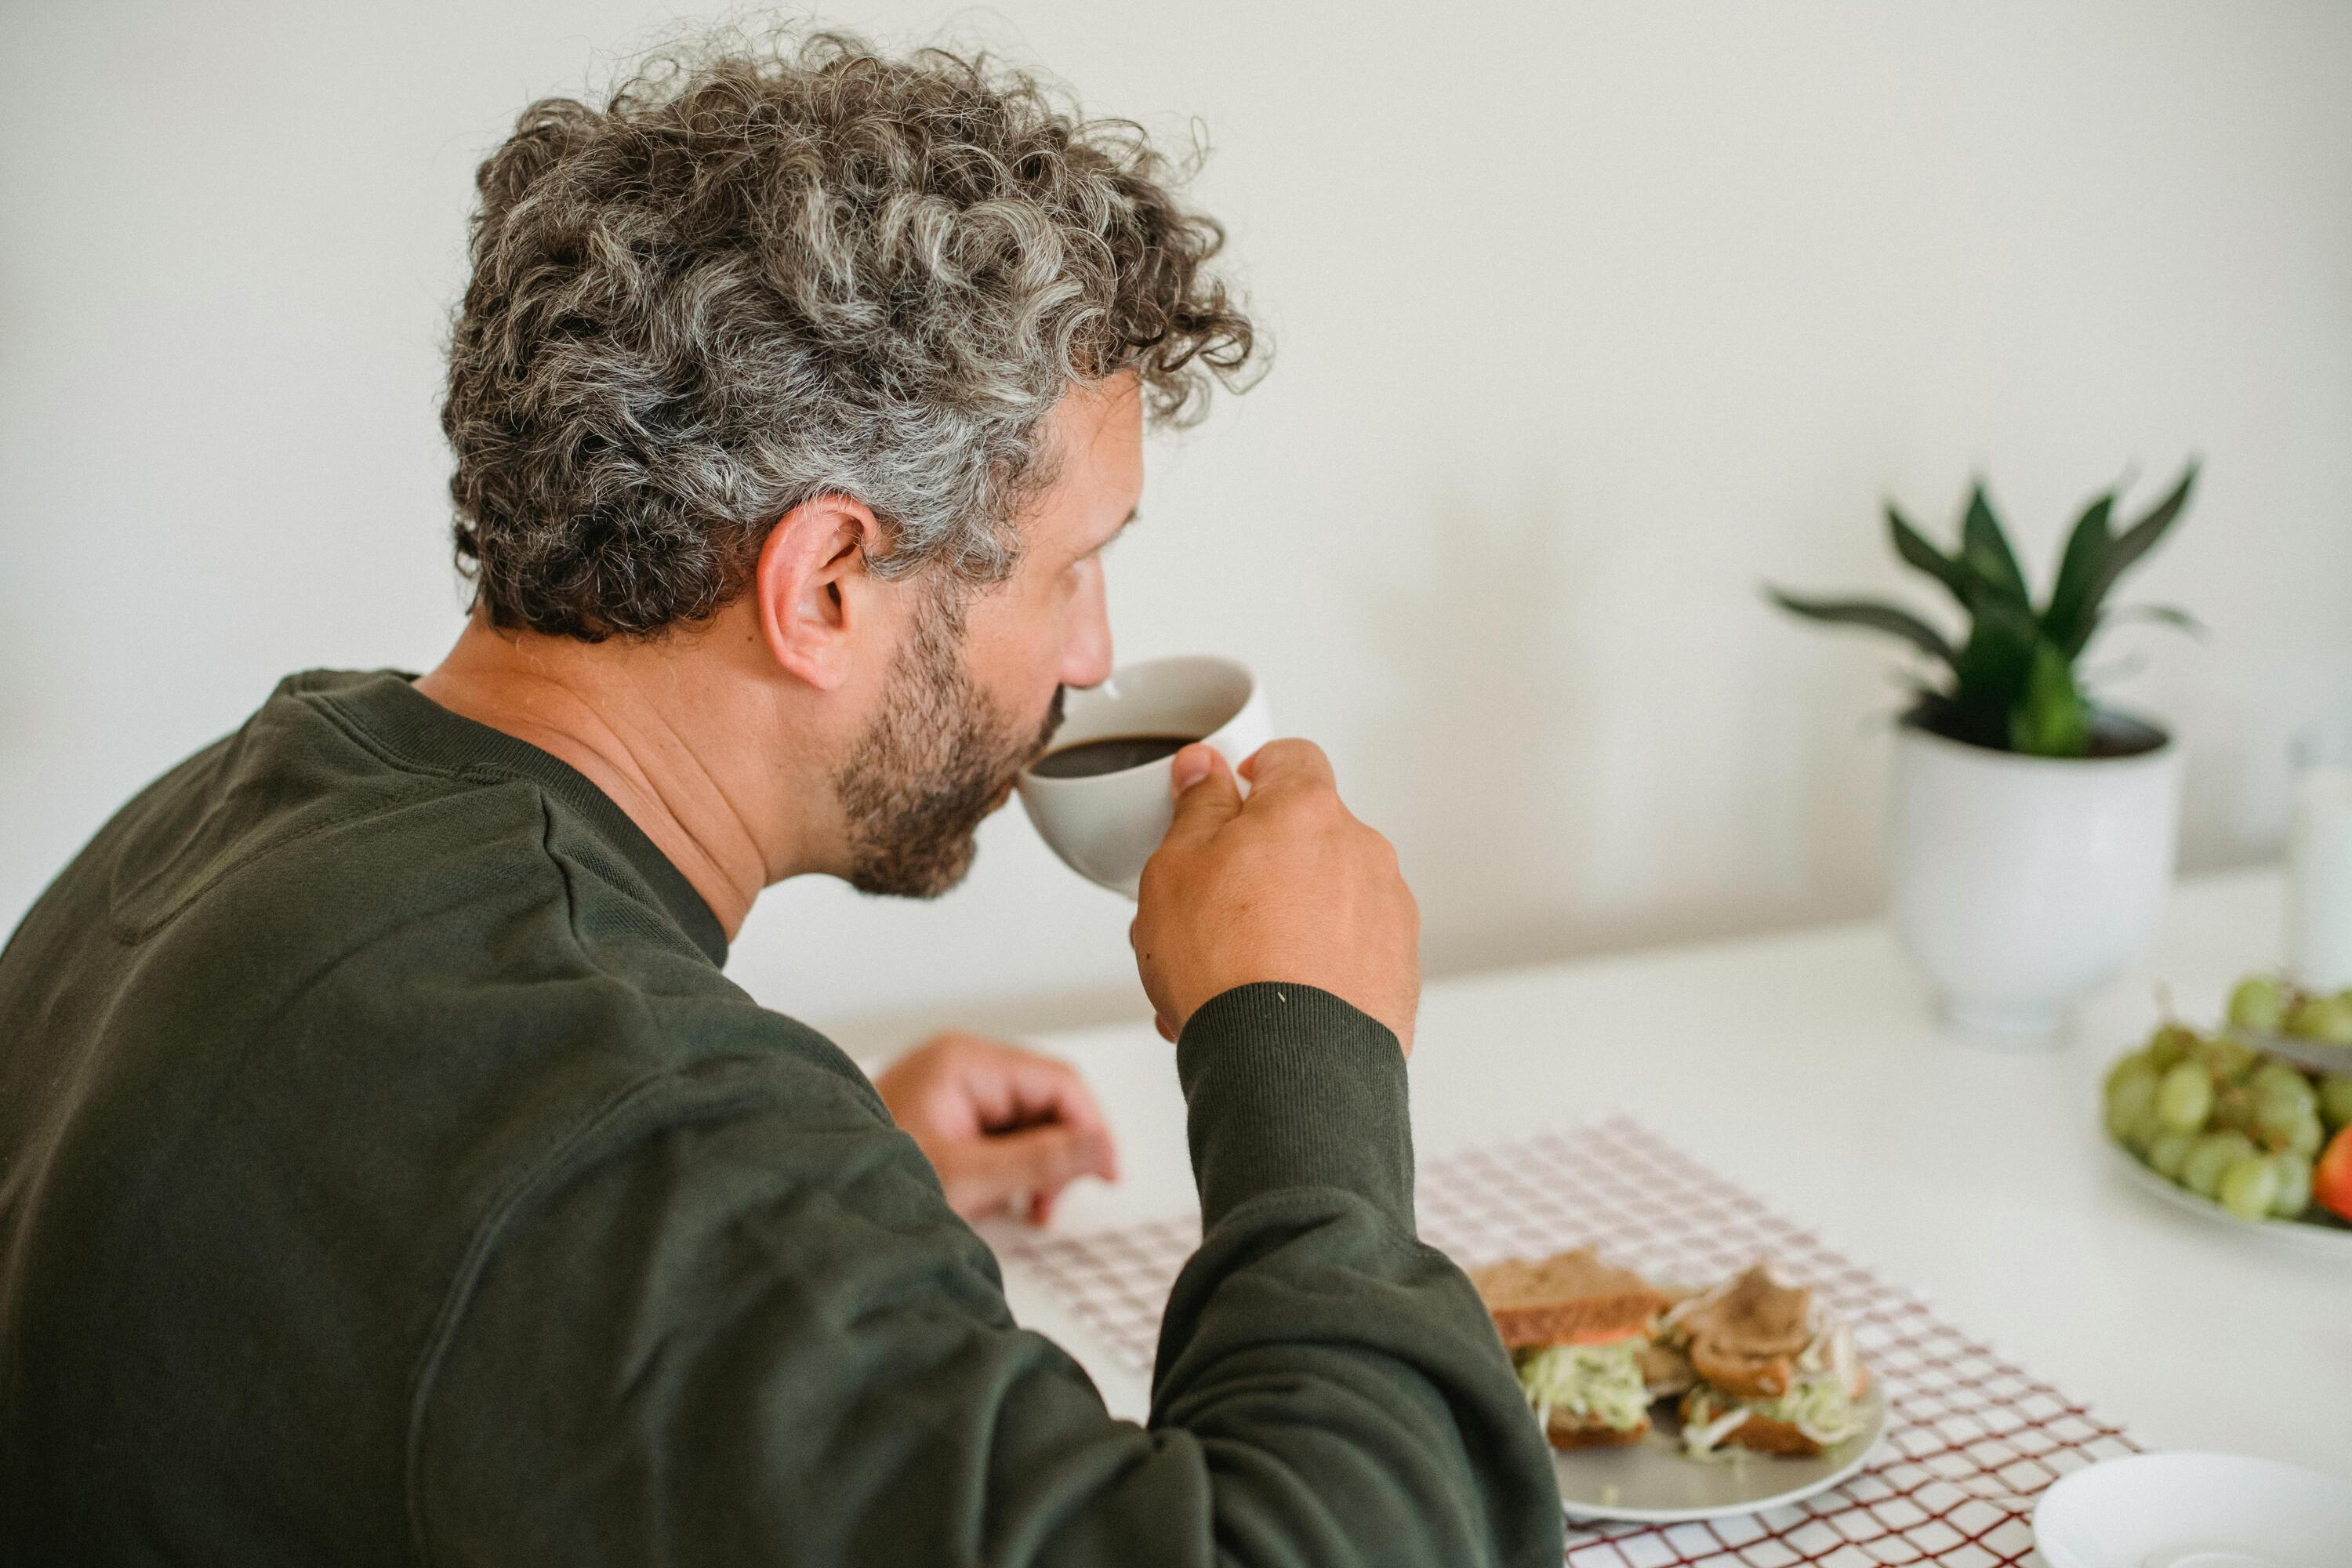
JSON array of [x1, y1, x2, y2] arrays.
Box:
[[1770, 462, 2201, 1037]]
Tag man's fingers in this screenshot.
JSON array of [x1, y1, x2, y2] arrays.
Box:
[[1156, 743, 1241, 851], [1236, 738, 1336, 797], [955, 1123, 1116, 1216], [967, 1047, 1109, 1143], [1171, 742, 1214, 794]]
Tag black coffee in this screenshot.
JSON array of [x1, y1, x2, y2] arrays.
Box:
[[1031, 733, 1196, 779]]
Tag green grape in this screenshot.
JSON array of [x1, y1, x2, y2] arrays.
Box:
[[2251, 1061, 2318, 1112], [2281, 1107, 2325, 1159], [2194, 1034, 2257, 1082], [2145, 1128, 2197, 1181], [2285, 994, 2352, 1045], [2181, 1131, 2256, 1199], [2321, 1074, 2352, 1129], [2146, 1025, 2198, 1072], [2104, 1049, 2157, 1099], [2211, 1083, 2255, 1134], [2253, 1081, 2322, 1152], [2153, 1062, 2212, 1133], [2229, 975, 2289, 1034], [2274, 1152, 2314, 1218], [2217, 1155, 2282, 1221], [2251, 1091, 2304, 1138], [2106, 1062, 2161, 1141]]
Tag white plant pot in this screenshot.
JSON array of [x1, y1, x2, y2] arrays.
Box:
[[1890, 716, 2183, 1040]]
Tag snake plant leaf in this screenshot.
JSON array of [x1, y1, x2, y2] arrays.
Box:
[[2038, 492, 2115, 653], [1766, 589, 1957, 667], [1914, 690, 2008, 751], [2009, 638, 2092, 757], [2064, 460, 2199, 656], [1777, 460, 2200, 755], [1961, 483, 2031, 608], [1886, 503, 1976, 607], [1952, 591, 2038, 712]]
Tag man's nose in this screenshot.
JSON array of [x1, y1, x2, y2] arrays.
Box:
[[1060, 570, 1114, 690]]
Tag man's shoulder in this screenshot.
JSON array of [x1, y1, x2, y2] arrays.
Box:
[[91, 667, 572, 938], [42, 662, 875, 1119], [95, 667, 713, 979]]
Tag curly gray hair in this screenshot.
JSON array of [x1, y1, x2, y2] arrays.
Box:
[[441, 28, 1258, 641]]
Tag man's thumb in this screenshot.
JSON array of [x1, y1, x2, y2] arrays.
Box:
[[1162, 743, 1241, 848]]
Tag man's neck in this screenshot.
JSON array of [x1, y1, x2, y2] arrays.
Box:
[[413, 612, 815, 942]]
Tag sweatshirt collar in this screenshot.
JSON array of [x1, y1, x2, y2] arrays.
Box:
[[303, 668, 731, 967]]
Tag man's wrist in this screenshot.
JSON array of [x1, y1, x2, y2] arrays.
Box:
[[1174, 982, 1414, 1226]]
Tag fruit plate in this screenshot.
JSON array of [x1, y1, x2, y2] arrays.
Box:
[[1552, 1382, 1885, 1523], [2103, 1131, 2352, 1258]]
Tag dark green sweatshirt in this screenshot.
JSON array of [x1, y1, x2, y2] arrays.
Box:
[[0, 669, 1560, 1566]]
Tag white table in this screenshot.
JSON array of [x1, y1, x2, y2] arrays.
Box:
[[991, 866, 2350, 1478]]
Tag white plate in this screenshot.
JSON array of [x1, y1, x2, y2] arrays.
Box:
[[2103, 1131, 2352, 1258], [1552, 1382, 1885, 1524], [2034, 1452, 2352, 1568]]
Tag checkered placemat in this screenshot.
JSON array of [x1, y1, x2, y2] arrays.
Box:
[[996, 1116, 2135, 1566]]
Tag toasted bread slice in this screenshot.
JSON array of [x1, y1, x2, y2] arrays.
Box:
[[1470, 1248, 1668, 1348], [1679, 1366, 1871, 1459], [1688, 1339, 1793, 1400], [1544, 1408, 1650, 1450], [1670, 1265, 1811, 1352], [1708, 1410, 1821, 1457], [1668, 1263, 1817, 1397], [1700, 1377, 1871, 1457], [1676, 1387, 1820, 1456]]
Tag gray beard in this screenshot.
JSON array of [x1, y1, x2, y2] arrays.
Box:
[[832, 592, 1064, 899]]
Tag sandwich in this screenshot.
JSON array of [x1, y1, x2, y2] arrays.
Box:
[[1657, 1262, 1869, 1457], [1470, 1248, 1670, 1448]]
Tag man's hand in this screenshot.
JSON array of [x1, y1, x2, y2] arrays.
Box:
[[873, 1033, 1119, 1225], [1131, 739, 1421, 1053]]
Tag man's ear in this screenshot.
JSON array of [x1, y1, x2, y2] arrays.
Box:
[[751, 495, 882, 691]]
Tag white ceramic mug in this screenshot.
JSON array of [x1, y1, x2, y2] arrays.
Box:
[[1018, 655, 1272, 898]]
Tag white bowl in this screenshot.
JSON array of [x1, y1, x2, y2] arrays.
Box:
[[2034, 1452, 2352, 1568]]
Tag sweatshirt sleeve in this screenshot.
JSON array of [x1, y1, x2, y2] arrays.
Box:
[[411, 986, 1563, 1568]]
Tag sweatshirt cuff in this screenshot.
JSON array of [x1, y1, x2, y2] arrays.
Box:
[[1174, 982, 1414, 1229]]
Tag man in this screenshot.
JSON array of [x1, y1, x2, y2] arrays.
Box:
[[0, 31, 1561, 1566]]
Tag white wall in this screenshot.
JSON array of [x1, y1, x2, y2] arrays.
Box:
[[5, 1, 2350, 1054]]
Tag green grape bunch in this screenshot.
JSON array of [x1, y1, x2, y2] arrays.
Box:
[[2101, 971, 2352, 1225]]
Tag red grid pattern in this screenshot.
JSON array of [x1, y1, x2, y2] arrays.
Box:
[[996, 1116, 2134, 1566]]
